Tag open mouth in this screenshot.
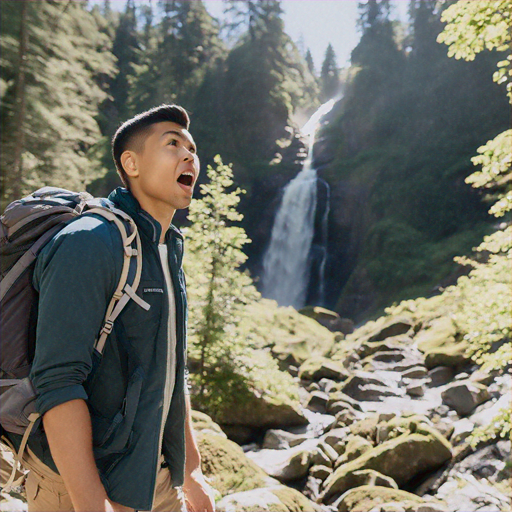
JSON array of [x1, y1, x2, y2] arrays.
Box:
[[177, 172, 194, 187]]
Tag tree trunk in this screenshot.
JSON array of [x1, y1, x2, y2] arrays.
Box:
[[11, 0, 29, 199]]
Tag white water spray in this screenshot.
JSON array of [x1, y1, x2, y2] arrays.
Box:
[[262, 99, 336, 308]]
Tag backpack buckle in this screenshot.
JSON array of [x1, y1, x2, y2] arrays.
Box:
[[100, 319, 114, 335]]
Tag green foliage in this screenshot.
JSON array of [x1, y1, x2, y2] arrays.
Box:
[[0, 0, 115, 206], [469, 408, 511, 447], [320, 43, 340, 101], [437, 0, 512, 99], [184, 155, 260, 416]]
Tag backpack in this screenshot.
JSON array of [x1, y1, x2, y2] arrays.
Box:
[[0, 187, 150, 491]]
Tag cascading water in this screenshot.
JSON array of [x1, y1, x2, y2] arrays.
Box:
[[262, 99, 336, 309]]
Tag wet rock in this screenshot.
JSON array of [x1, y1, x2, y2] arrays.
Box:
[[246, 440, 318, 482], [307, 390, 330, 413], [427, 366, 455, 387], [321, 428, 350, 454], [262, 429, 310, 450], [441, 381, 490, 416], [299, 356, 349, 382], [310, 464, 332, 480], [371, 351, 406, 363], [405, 379, 426, 397], [327, 392, 363, 412], [401, 366, 428, 379], [216, 484, 323, 512], [321, 430, 452, 503], [367, 317, 415, 342], [435, 473, 510, 512], [452, 442, 509, 482], [332, 408, 358, 428], [334, 486, 423, 512], [449, 418, 474, 445], [342, 373, 402, 402], [311, 446, 333, 468], [328, 401, 357, 416]]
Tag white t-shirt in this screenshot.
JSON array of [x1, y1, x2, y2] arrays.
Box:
[[157, 244, 177, 422]]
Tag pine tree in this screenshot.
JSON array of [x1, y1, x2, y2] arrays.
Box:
[[0, 0, 115, 206], [306, 48, 315, 76], [184, 155, 260, 414], [320, 43, 339, 101]]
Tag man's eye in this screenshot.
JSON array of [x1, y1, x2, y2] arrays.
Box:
[[168, 139, 178, 146]]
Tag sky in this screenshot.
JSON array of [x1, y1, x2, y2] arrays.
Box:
[[205, 0, 410, 69], [98, 0, 411, 71]]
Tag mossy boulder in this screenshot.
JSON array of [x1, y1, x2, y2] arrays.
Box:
[[191, 410, 227, 437], [321, 431, 452, 503], [298, 356, 349, 381], [336, 486, 423, 512], [240, 300, 335, 366], [335, 436, 373, 467], [416, 317, 469, 369], [216, 484, 322, 512], [197, 432, 275, 496]]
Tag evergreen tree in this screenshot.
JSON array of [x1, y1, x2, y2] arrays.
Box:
[[320, 43, 339, 100], [184, 155, 260, 414], [306, 48, 315, 76], [0, 0, 115, 207]]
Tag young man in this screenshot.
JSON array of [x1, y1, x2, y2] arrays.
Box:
[[15, 105, 215, 511]]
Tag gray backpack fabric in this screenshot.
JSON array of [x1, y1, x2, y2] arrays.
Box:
[[0, 187, 150, 490]]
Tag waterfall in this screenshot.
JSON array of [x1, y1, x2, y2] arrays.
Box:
[[261, 99, 336, 309]]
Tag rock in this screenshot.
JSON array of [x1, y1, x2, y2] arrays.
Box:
[[218, 389, 308, 435], [307, 390, 330, 413], [221, 425, 257, 445], [332, 408, 358, 428], [309, 464, 332, 480], [401, 366, 428, 379], [216, 484, 323, 512], [371, 351, 406, 363], [435, 473, 510, 512], [191, 410, 227, 437], [262, 429, 310, 450], [298, 306, 353, 335], [321, 428, 350, 454], [246, 439, 317, 482], [319, 378, 339, 394], [311, 446, 332, 468], [416, 317, 469, 369], [197, 432, 276, 496], [328, 401, 357, 416], [335, 436, 373, 468], [334, 486, 423, 512], [405, 381, 425, 397], [450, 418, 474, 444], [441, 381, 490, 416], [367, 317, 414, 342], [451, 442, 509, 482], [349, 415, 379, 442], [318, 441, 339, 462], [327, 392, 363, 412], [299, 356, 349, 381], [321, 430, 452, 503], [341, 373, 401, 402], [427, 366, 454, 387]]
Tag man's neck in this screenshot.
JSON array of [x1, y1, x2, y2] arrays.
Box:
[[131, 191, 176, 244]]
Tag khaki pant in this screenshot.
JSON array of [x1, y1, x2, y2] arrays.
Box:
[[3, 447, 186, 512]]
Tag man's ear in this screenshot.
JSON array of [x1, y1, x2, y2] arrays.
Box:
[[121, 150, 139, 179]]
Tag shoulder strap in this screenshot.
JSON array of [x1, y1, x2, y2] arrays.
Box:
[[84, 207, 150, 354]]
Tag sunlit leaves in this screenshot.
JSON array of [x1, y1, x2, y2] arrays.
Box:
[[438, 0, 512, 100]]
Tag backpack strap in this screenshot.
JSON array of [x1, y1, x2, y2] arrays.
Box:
[[84, 207, 150, 355]]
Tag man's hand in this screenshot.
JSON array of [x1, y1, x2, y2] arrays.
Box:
[[183, 468, 215, 512]]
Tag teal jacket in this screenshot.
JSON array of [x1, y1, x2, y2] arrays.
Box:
[[25, 188, 188, 510]]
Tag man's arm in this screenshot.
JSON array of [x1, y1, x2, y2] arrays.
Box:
[[43, 399, 132, 512], [182, 395, 215, 512]]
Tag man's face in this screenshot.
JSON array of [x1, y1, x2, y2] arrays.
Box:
[[126, 121, 200, 213]]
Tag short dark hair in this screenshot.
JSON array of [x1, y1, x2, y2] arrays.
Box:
[[112, 104, 190, 188]]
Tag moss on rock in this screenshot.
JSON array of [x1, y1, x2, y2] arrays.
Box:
[[336, 485, 423, 512], [197, 432, 275, 496], [321, 432, 452, 503]]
